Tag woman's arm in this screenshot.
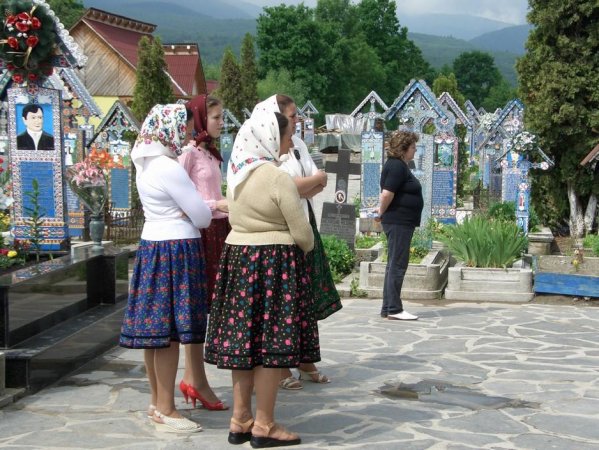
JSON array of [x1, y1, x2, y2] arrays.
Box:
[[378, 189, 395, 216], [293, 170, 327, 196]]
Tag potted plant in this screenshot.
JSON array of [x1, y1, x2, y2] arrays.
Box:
[[442, 215, 533, 302]]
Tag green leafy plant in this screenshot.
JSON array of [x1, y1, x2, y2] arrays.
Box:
[[353, 194, 361, 217], [355, 234, 382, 249], [487, 201, 516, 223], [409, 228, 432, 263], [528, 205, 541, 233], [349, 277, 367, 298], [321, 234, 355, 282], [439, 215, 528, 268], [0, 236, 27, 270], [583, 234, 599, 257], [23, 178, 45, 262]]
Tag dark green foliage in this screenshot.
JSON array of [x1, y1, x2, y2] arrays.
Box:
[[47, 0, 85, 28], [218, 48, 244, 119], [355, 234, 382, 249], [240, 34, 259, 110], [453, 51, 502, 106], [321, 234, 355, 281], [131, 36, 175, 122], [487, 201, 516, 223], [517, 0, 599, 237], [23, 179, 45, 262], [439, 216, 528, 268]]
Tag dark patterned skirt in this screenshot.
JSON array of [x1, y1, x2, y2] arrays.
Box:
[[201, 217, 231, 309], [308, 204, 343, 320], [119, 238, 209, 349], [205, 244, 321, 370]]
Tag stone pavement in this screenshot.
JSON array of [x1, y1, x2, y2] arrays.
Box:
[[2, 298, 599, 449]]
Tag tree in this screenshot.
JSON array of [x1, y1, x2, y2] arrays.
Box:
[[48, 0, 85, 28], [239, 33, 259, 111], [131, 36, 174, 121], [432, 72, 465, 107], [257, 69, 309, 106], [517, 0, 599, 237], [481, 78, 517, 112], [218, 48, 244, 119], [453, 51, 502, 107]]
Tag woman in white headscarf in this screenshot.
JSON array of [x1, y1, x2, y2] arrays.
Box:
[[120, 104, 211, 434], [205, 111, 317, 448], [253, 95, 342, 390]]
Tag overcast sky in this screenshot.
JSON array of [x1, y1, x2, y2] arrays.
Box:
[[244, 0, 529, 25]]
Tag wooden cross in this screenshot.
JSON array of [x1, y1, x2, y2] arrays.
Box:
[[325, 148, 361, 204]]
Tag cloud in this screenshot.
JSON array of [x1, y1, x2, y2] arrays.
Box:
[[244, 0, 528, 25], [397, 0, 528, 24]]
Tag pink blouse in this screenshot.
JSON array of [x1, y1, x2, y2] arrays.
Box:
[[178, 144, 228, 220]]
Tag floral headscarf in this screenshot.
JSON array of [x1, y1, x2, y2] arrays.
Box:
[[227, 111, 284, 199], [185, 95, 222, 162], [131, 104, 189, 174]]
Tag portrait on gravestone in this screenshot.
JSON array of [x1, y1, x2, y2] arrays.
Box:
[[64, 133, 77, 166], [16, 102, 55, 150], [435, 141, 454, 168], [109, 140, 130, 168]]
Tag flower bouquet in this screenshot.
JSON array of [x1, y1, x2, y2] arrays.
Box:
[[65, 157, 107, 248], [509, 131, 539, 154]]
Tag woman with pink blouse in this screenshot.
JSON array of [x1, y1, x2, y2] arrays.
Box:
[[177, 95, 229, 411]]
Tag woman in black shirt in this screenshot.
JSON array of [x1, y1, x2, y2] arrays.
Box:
[[377, 131, 423, 321]]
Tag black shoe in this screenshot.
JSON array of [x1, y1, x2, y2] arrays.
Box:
[[380, 313, 388, 318], [228, 431, 252, 445], [250, 435, 301, 448]]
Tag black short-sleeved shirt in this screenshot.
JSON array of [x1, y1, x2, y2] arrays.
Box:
[[380, 157, 424, 227]]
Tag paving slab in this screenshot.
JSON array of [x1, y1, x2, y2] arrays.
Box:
[[1, 298, 599, 449]]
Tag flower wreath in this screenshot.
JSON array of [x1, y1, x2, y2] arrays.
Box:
[[0, 0, 56, 84], [509, 131, 539, 155]]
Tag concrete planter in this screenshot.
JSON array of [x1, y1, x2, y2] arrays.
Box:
[[534, 255, 599, 298], [354, 242, 384, 265], [527, 227, 554, 256], [444, 266, 534, 302], [359, 249, 450, 300]]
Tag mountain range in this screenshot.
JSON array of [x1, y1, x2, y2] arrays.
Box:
[[81, 0, 530, 85]]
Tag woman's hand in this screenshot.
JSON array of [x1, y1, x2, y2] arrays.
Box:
[[316, 170, 328, 187], [216, 199, 229, 213]]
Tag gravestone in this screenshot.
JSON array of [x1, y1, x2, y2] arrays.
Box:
[[8, 86, 68, 251], [300, 101, 319, 146], [320, 148, 361, 249], [220, 109, 241, 178], [385, 80, 458, 225], [89, 100, 140, 213], [351, 91, 388, 230], [500, 132, 553, 233]]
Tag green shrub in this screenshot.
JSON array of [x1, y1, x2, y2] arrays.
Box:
[[409, 227, 432, 263], [350, 277, 367, 297], [355, 234, 382, 249], [439, 216, 528, 268], [583, 234, 599, 256], [321, 234, 355, 281], [487, 201, 516, 223], [528, 205, 541, 232]]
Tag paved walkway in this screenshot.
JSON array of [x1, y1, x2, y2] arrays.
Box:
[[2, 298, 599, 449]]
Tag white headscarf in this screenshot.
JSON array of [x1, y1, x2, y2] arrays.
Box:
[[131, 104, 189, 174], [227, 111, 284, 199], [252, 94, 279, 116]]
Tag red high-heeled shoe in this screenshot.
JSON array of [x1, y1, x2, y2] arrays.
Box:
[[179, 380, 229, 411]]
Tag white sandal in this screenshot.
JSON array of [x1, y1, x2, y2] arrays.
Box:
[[279, 376, 303, 390], [152, 410, 202, 433], [298, 369, 330, 383]]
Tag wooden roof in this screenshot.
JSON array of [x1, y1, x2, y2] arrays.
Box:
[[581, 143, 599, 166]]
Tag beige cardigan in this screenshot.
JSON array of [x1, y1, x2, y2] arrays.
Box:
[[226, 164, 314, 253]]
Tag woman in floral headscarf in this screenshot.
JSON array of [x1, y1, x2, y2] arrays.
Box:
[[119, 104, 212, 434], [205, 111, 318, 448], [253, 95, 342, 390], [177, 95, 229, 412]]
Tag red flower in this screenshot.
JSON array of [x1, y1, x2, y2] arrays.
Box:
[[31, 17, 41, 30], [6, 15, 17, 26], [28, 73, 38, 81], [6, 63, 15, 71], [12, 73, 24, 84], [26, 35, 39, 48], [0, 158, 4, 163], [0, 168, 4, 173], [17, 12, 31, 21], [15, 21, 30, 33], [7, 37, 19, 49], [0, 249, 8, 256]]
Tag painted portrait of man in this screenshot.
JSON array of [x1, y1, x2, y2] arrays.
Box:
[[16, 103, 55, 150]]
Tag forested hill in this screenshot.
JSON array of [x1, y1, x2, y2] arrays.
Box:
[[81, 0, 525, 85]]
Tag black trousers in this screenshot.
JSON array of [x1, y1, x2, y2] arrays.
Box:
[[381, 223, 415, 315]]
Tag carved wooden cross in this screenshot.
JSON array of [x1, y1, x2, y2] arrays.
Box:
[[325, 148, 361, 204]]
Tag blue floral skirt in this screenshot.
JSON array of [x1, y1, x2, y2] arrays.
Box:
[[119, 238, 209, 349]]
